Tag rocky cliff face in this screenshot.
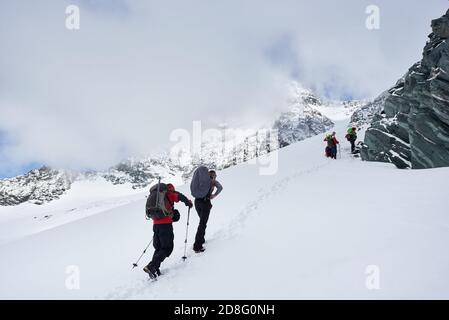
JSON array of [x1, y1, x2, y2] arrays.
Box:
[[362, 10, 449, 169]]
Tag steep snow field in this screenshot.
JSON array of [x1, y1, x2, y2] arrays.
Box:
[[1, 110, 449, 299]]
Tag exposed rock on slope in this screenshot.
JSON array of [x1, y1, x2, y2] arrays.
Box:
[[274, 83, 334, 147], [0, 167, 73, 206], [362, 10, 449, 169], [350, 91, 389, 127]]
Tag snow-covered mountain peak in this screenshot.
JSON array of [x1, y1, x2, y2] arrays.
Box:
[[0, 166, 75, 206]]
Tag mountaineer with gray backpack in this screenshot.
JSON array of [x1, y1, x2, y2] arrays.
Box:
[[190, 167, 223, 253], [143, 181, 192, 279]]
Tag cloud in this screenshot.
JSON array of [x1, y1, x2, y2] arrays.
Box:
[[0, 0, 448, 173]]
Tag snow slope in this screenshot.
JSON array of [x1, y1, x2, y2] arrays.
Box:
[[0, 178, 143, 245], [0, 108, 448, 299]]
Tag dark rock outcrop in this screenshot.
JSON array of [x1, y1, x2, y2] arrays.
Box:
[[362, 9, 449, 169]]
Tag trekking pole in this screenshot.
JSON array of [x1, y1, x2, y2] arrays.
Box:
[[338, 144, 341, 159], [156, 177, 161, 207], [182, 207, 191, 261], [132, 239, 153, 269]]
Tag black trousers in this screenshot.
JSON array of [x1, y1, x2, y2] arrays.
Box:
[[149, 224, 174, 269], [350, 140, 356, 153], [193, 198, 212, 251]]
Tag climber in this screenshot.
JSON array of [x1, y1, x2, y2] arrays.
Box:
[[144, 183, 193, 279], [345, 127, 358, 154], [324, 132, 339, 159]]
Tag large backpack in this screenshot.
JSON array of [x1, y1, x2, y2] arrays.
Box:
[[145, 183, 172, 220], [190, 166, 211, 199]]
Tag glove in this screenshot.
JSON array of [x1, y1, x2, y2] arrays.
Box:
[[172, 210, 180, 222], [186, 200, 193, 208]]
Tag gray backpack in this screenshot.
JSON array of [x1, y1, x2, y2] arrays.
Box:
[[145, 183, 172, 220], [190, 166, 211, 199]]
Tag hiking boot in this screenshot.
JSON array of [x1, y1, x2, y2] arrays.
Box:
[[194, 247, 206, 253], [156, 268, 162, 276], [143, 264, 158, 279]]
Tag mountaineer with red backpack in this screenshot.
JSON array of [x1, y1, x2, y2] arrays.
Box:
[[143, 181, 193, 279]]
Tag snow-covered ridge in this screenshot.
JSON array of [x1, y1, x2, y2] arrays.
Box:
[[0, 82, 362, 206], [0, 167, 74, 206], [274, 83, 333, 147], [350, 91, 389, 127]]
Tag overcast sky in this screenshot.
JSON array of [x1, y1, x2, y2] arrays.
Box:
[[0, 0, 448, 177]]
